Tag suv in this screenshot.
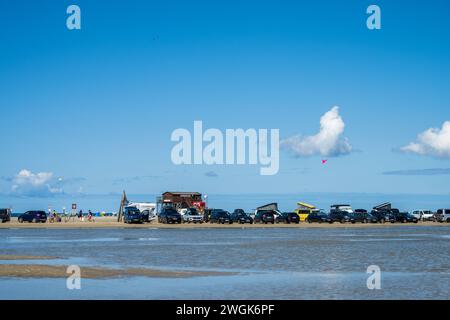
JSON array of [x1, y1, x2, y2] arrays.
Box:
[[436, 209, 450, 223], [306, 211, 332, 224], [210, 210, 233, 224], [370, 210, 393, 224], [182, 208, 203, 224], [389, 212, 419, 223], [0, 208, 11, 223], [123, 206, 143, 224], [330, 204, 353, 214], [158, 208, 182, 224], [230, 210, 253, 224], [276, 212, 300, 224], [18, 211, 47, 223], [349, 210, 378, 224], [254, 210, 275, 224], [329, 211, 351, 224]]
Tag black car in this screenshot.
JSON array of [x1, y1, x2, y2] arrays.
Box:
[[140, 209, 152, 222], [158, 208, 182, 224], [276, 212, 300, 224], [123, 206, 143, 224], [328, 211, 351, 224], [18, 211, 47, 223], [389, 212, 419, 224], [306, 211, 332, 224], [254, 210, 275, 224], [230, 210, 253, 224], [210, 210, 233, 224], [0, 208, 11, 223], [349, 211, 378, 224], [203, 208, 213, 223], [370, 210, 389, 223]]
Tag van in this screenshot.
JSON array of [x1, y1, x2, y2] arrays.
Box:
[[294, 202, 316, 222], [0, 208, 11, 223]]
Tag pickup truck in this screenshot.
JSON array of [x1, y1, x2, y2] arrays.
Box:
[[411, 210, 434, 221]]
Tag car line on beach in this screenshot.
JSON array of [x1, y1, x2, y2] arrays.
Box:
[[5, 197, 450, 227]]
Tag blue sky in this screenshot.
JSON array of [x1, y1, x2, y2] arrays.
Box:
[[1, 0, 450, 211]]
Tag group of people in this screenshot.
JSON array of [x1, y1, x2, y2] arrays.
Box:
[[47, 209, 95, 223], [77, 210, 95, 222]]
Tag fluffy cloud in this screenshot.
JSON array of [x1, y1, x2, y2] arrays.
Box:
[[11, 169, 63, 197], [281, 106, 352, 157], [401, 121, 450, 158]]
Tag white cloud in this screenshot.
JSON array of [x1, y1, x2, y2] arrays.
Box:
[[281, 106, 352, 157], [401, 121, 450, 158], [11, 169, 63, 197]]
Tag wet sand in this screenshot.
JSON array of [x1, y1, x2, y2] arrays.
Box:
[[0, 255, 59, 260], [0, 264, 235, 279], [0, 217, 447, 229]]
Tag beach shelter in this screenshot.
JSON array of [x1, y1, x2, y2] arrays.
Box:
[[117, 190, 129, 222]]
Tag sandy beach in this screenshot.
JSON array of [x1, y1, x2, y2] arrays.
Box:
[[0, 263, 235, 279], [0, 217, 447, 229]]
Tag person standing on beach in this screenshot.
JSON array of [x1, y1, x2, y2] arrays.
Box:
[[78, 210, 83, 222], [88, 210, 94, 222]]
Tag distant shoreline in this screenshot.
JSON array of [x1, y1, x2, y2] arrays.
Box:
[[1, 217, 448, 229]]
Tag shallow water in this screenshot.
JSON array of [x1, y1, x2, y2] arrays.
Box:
[[1, 226, 449, 299]]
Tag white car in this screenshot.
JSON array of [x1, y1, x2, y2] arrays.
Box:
[[330, 204, 353, 214], [436, 209, 450, 223], [411, 210, 434, 221]]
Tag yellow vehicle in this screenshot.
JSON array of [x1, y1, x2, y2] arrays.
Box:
[[294, 202, 316, 222]]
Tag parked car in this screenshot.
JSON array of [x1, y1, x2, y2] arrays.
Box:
[[182, 208, 203, 224], [230, 210, 253, 224], [158, 208, 182, 224], [349, 211, 378, 224], [254, 210, 275, 224], [18, 211, 47, 223], [388, 212, 419, 223], [123, 206, 143, 224], [140, 209, 157, 222], [422, 211, 435, 221], [330, 204, 353, 214], [254, 203, 281, 220], [209, 210, 233, 224], [435, 209, 450, 223], [294, 202, 317, 222], [306, 211, 332, 224], [276, 212, 300, 224], [328, 211, 351, 224], [0, 208, 11, 223], [411, 210, 434, 221], [203, 208, 213, 223], [371, 203, 402, 223]]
